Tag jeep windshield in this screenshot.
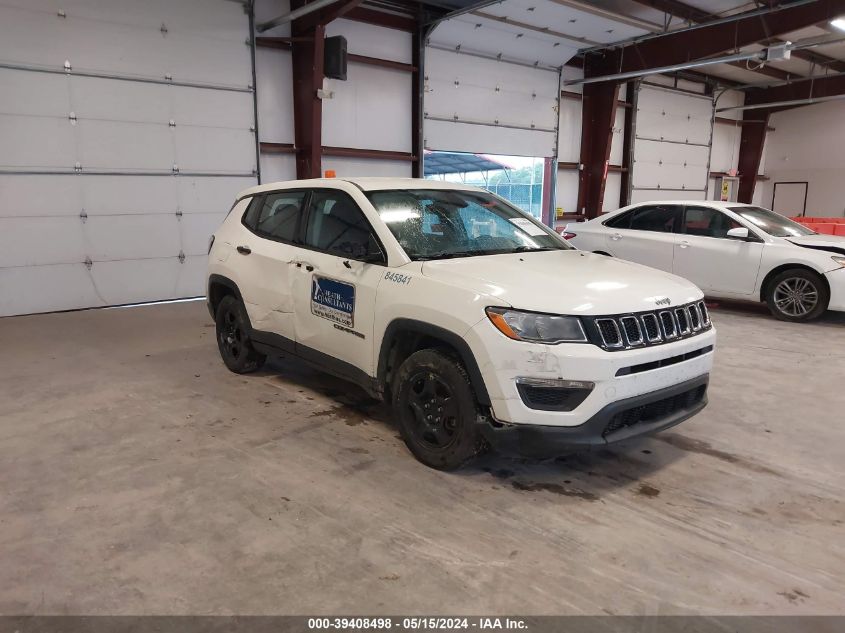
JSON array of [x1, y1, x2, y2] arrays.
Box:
[[366, 189, 570, 261]]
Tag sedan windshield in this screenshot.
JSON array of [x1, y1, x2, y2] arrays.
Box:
[[365, 189, 569, 260], [729, 205, 816, 238]]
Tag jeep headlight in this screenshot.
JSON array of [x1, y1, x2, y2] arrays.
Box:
[[486, 307, 587, 344]]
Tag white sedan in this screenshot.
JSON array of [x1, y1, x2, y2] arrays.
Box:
[[565, 201, 845, 322]]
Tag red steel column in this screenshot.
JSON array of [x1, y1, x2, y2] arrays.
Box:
[[291, 18, 325, 179], [577, 81, 620, 218], [737, 109, 770, 204]]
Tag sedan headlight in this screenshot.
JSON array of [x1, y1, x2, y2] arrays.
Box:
[[832, 255, 845, 267], [486, 307, 587, 344]]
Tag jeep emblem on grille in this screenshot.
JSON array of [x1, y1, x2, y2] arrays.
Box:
[[655, 297, 671, 306]]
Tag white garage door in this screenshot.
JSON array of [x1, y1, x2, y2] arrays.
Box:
[[629, 83, 714, 205], [423, 47, 561, 159], [0, 0, 257, 316]]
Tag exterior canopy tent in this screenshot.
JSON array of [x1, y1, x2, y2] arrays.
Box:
[[422, 150, 546, 218], [422, 151, 510, 177]]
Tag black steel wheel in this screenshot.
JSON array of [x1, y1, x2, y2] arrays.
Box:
[[765, 268, 828, 322], [394, 349, 486, 470], [406, 371, 461, 450], [215, 295, 266, 373]]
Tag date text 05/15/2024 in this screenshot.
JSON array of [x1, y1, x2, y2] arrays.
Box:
[[307, 617, 528, 630]]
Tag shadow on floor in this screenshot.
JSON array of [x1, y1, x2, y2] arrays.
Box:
[[247, 354, 685, 495], [708, 297, 845, 326]]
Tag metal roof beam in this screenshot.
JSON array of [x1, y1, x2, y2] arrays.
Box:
[[744, 72, 845, 105], [632, 0, 845, 73], [588, 0, 845, 78]]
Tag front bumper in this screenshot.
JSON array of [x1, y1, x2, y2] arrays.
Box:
[[825, 267, 845, 312], [479, 374, 708, 457], [467, 317, 716, 427]]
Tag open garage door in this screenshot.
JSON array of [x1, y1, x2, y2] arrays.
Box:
[[629, 83, 714, 205], [423, 2, 582, 161], [423, 47, 561, 159], [0, 0, 257, 316]]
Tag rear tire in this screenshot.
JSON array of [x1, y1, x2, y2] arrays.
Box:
[[215, 295, 266, 373], [393, 349, 486, 470], [765, 268, 829, 322]]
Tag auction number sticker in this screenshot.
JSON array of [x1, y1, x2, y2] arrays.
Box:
[[311, 275, 355, 328], [508, 217, 546, 237]]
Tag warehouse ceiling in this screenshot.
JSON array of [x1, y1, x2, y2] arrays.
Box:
[[384, 0, 845, 85]]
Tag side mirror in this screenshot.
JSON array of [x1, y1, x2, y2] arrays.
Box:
[[726, 227, 750, 241]]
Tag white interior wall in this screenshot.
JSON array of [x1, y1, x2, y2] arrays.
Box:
[[254, 0, 296, 183], [253, 8, 412, 181], [755, 100, 845, 217], [555, 68, 628, 216], [710, 90, 743, 175], [323, 18, 412, 167], [322, 157, 411, 177]]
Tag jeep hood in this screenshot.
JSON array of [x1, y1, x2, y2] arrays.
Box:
[[786, 234, 845, 256], [421, 250, 702, 315]]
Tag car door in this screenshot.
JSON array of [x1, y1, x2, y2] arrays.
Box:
[[603, 204, 681, 272], [290, 189, 387, 379], [673, 205, 764, 295], [233, 189, 307, 347]]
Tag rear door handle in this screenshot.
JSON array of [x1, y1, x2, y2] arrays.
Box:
[[610, 233, 622, 241], [679, 240, 690, 249], [236, 245, 251, 255], [295, 261, 315, 272]]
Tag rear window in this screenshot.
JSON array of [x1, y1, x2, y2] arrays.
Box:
[[242, 191, 307, 242], [608, 205, 679, 233]]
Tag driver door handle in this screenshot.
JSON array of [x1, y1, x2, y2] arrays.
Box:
[[679, 240, 690, 249], [236, 245, 251, 255], [610, 233, 623, 241]]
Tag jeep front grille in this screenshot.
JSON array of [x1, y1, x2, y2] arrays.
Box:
[[596, 318, 623, 348], [586, 300, 712, 351], [641, 313, 661, 342], [620, 316, 643, 346]]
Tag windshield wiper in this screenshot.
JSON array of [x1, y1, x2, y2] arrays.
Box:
[[513, 246, 560, 253], [417, 250, 494, 261]]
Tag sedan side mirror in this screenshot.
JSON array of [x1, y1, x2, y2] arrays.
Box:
[[726, 227, 750, 241]]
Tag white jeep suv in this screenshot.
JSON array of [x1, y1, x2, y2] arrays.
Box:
[[208, 178, 716, 469]]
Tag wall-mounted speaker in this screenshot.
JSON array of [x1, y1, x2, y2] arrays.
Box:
[[324, 35, 347, 81]]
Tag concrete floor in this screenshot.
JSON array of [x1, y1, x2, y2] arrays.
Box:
[[0, 300, 843, 615]]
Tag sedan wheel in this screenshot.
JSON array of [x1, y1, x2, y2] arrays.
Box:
[[765, 269, 829, 322], [773, 277, 818, 318]]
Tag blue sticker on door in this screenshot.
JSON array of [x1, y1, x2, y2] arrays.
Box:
[[311, 276, 355, 327]]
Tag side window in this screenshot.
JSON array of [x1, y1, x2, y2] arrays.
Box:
[[683, 207, 742, 238], [241, 196, 263, 229], [628, 205, 679, 233], [243, 190, 307, 242], [304, 190, 382, 260], [604, 210, 634, 229]]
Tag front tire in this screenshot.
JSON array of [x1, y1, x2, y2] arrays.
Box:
[[215, 295, 266, 373], [765, 268, 829, 322], [393, 349, 486, 470]]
